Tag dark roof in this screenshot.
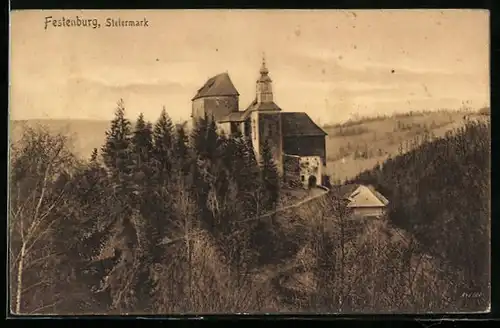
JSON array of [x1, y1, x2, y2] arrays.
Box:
[[281, 112, 328, 137], [217, 111, 246, 123], [192, 72, 239, 100], [244, 98, 257, 111], [217, 98, 282, 123], [244, 98, 282, 112], [254, 102, 282, 111]]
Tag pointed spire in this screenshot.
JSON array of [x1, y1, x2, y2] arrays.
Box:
[[260, 52, 269, 75]]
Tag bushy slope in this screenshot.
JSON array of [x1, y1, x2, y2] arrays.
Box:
[[346, 118, 490, 309]]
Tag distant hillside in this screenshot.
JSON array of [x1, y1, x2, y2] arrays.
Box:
[[10, 119, 110, 160], [10, 108, 488, 167], [10, 118, 191, 160], [323, 109, 489, 182], [346, 118, 490, 309]]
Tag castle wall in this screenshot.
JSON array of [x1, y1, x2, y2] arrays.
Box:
[[258, 112, 283, 174], [299, 156, 322, 189], [283, 154, 301, 188], [192, 98, 205, 121], [283, 135, 326, 166], [216, 122, 232, 136], [203, 96, 239, 121], [250, 111, 260, 160], [192, 95, 239, 122]]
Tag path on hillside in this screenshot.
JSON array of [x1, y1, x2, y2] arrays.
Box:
[[159, 186, 329, 245], [237, 186, 329, 224], [248, 186, 330, 291], [270, 187, 328, 215]]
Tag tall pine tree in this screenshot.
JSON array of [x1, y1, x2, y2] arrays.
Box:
[[132, 113, 153, 171], [97, 100, 147, 312], [174, 123, 190, 177], [101, 99, 134, 195], [152, 107, 175, 178]]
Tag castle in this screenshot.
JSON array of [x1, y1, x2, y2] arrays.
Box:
[[191, 58, 328, 189]]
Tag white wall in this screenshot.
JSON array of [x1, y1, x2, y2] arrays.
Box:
[[216, 122, 231, 136], [351, 207, 385, 218], [347, 185, 387, 218], [299, 156, 322, 189], [250, 111, 260, 161], [192, 98, 205, 119]]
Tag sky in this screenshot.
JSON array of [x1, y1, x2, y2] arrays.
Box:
[[10, 9, 490, 125]]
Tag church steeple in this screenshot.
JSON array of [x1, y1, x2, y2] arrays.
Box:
[[260, 55, 269, 75], [256, 53, 273, 103]]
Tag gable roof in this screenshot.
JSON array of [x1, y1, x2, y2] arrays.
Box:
[[192, 72, 239, 100], [333, 183, 389, 206], [281, 112, 328, 137], [245, 98, 282, 112], [217, 111, 246, 123], [336, 183, 361, 199], [367, 185, 390, 206], [217, 97, 282, 122]]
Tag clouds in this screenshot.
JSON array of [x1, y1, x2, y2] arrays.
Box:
[[10, 10, 490, 124]]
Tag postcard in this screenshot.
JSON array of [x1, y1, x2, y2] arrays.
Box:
[[9, 9, 490, 315]]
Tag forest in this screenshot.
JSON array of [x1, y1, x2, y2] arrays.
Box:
[[9, 100, 490, 314], [346, 117, 491, 312]]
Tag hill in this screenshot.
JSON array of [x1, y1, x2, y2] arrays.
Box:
[[323, 109, 488, 182], [10, 109, 488, 177], [9, 109, 490, 313], [345, 118, 490, 311]]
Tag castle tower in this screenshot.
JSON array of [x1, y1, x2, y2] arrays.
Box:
[[191, 72, 239, 124], [256, 54, 273, 104], [250, 55, 283, 175]]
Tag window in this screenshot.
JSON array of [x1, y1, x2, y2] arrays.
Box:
[[230, 123, 238, 135], [301, 175, 305, 181]]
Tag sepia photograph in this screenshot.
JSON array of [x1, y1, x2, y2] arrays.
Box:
[[9, 9, 490, 315]]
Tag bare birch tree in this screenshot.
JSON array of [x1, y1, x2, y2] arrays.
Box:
[[9, 125, 77, 314]]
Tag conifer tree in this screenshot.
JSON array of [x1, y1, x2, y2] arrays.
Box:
[[61, 155, 116, 312], [96, 100, 148, 312], [191, 114, 221, 160], [260, 140, 280, 212], [132, 113, 153, 170], [174, 123, 190, 177], [190, 115, 219, 230], [131, 113, 162, 311], [152, 107, 175, 177], [90, 148, 99, 163], [131, 114, 154, 203], [101, 99, 134, 193]]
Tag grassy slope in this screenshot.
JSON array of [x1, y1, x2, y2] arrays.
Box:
[[323, 109, 486, 182]]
